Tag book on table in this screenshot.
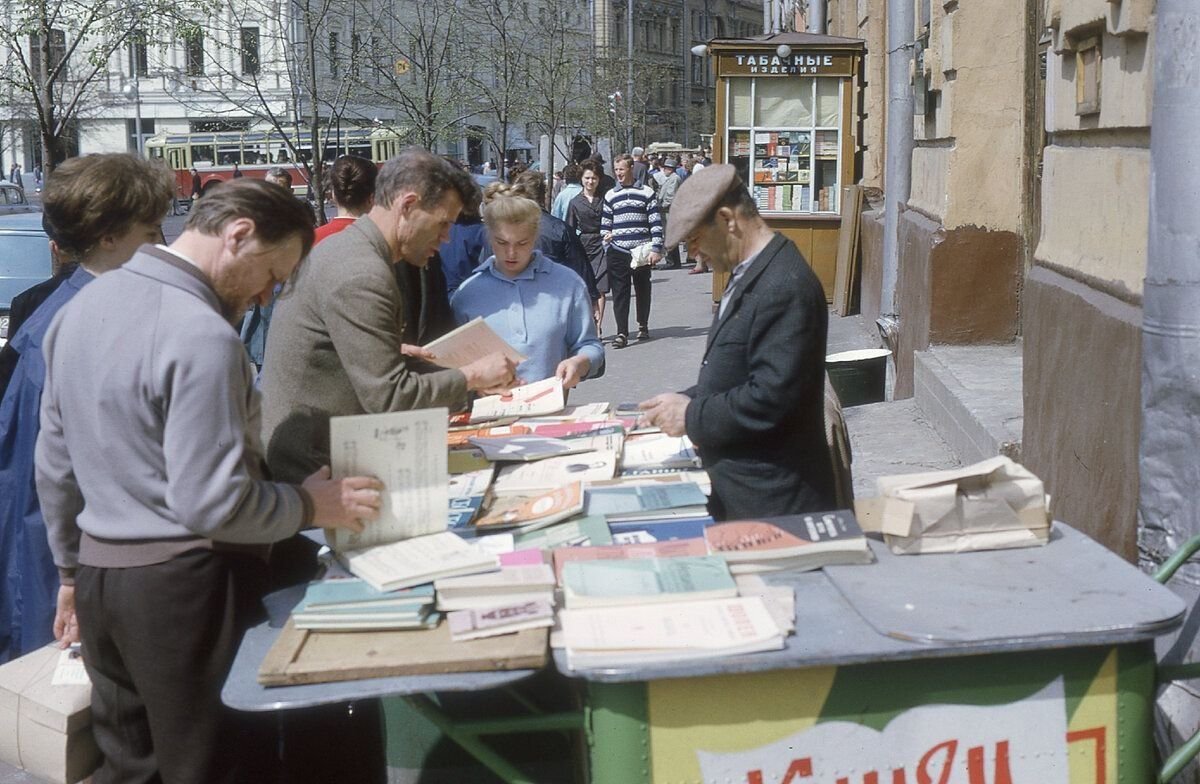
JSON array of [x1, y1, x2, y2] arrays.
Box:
[[550, 538, 710, 583], [434, 564, 556, 611], [468, 426, 624, 462], [422, 316, 526, 369], [559, 596, 785, 670], [607, 516, 713, 545], [473, 482, 585, 532], [584, 482, 709, 522], [339, 530, 499, 593], [704, 509, 874, 574], [470, 377, 566, 423], [491, 450, 618, 495], [291, 580, 438, 631], [621, 433, 702, 471], [448, 600, 555, 642], [560, 555, 737, 609]]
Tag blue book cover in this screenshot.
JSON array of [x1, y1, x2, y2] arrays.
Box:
[[298, 579, 435, 613], [607, 516, 713, 544]]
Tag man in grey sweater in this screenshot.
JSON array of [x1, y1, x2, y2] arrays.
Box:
[[35, 179, 384, 784], [262, 147, 517, 483]]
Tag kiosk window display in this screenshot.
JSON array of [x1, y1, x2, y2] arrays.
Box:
[[707, 32, 865, 299], [726, 76, 843, 214]]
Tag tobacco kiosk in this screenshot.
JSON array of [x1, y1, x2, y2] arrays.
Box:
[[705, 32, 865, 303]]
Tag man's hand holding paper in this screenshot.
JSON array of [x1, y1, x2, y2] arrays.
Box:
[[302, 465, 385, 532]]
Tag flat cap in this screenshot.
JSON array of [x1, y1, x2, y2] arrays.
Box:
[[664, 163, 741, 248]]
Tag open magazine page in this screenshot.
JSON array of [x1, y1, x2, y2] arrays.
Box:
[[328, 408, 449, 551]]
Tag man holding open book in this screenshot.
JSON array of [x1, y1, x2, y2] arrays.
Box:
[[638, 165, 836, 520], [261, 148, 518, 484]]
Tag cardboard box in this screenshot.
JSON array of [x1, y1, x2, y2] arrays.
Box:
[[0, 644, 100, 783], [871, 456, 1051, 555]]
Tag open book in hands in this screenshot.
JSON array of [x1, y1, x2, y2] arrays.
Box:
[[422, 317, 526, 369]]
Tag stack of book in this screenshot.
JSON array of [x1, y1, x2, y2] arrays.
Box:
[[559, 596, 785, 669], [434, 564, 556, 611], [436, 563, 558, 641], [583, 481, 709, 523], [559, 555, 737, 609], [341, 530, 500, 592], [291, 579, 437, 631], [704, 509, 873, 574]]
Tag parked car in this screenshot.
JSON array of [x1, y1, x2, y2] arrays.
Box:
[[0, 183, 34, 216], [0, 212, 54, 346]]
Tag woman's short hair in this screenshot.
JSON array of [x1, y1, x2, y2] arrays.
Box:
[[481, 182, 542, 231], [562, 164, 582, 184], [42, 153, 174, 260], [509, 170, 547, 207], [186, 179, 315, 260], [377, 147, 478, 211], [579, 159, 604, 178], [329, 155, 377, 213]]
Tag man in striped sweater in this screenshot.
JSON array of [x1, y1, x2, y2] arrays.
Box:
[[601, 153, 663, 348]]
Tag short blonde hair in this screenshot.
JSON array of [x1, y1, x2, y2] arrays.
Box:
[[482, 182, 541, 231]]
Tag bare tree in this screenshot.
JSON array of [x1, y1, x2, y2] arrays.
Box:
[[521, 0, 596, 173], [0, 0, 201, 172], [354, 0, 473, 151], [455, 0, 537, 178]]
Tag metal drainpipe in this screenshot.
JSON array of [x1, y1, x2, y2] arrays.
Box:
[[878, 0, 913, 348], [808, 0, 826, 34], [1139, 0, 1200, 764], [1140, 1, 1200, 581]]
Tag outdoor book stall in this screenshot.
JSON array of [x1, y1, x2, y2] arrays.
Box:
[[208, 372, 1198, 784], [705, 32, 865, 304]]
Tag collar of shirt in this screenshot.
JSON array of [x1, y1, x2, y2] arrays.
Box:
[[718, 251, 760, 319], [482, 249, 550, 283]]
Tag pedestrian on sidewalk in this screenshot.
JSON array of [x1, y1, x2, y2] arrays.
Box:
[[601, 153, 663, 348], [37, 179, 385, 783], [656, 157, 683, 269], [0, 153, 173, 664], [638, 164, 835, 520], [567, 159, 609, 333]]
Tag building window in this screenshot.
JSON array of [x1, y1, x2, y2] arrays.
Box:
[[371, 35, 382, 83], [184, 31, 204, 76], [351, 32, 361, 79], [29, 29, 67, 84], [690, 54, 704, 84], [1074, 36, 1101, 116], [240, 26, 260, 76], [132, 29, 149, 77], [670, 18, 679, 50], [328, 32, 338, 76]]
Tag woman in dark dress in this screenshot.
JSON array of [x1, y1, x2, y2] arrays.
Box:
[[566, 158, 608, 333]]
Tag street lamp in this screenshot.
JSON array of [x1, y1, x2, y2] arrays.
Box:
[[122, 40, 143, 157]]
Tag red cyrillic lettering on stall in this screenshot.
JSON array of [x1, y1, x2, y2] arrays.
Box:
[[916, 740, 958, 784], [780, 757, 814, 783], [966, 741, 1013, 784], [1066, 727, 1107, 784], [746, 771, 764, 784]]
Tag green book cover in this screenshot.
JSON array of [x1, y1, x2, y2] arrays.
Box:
[[514, 515, 612, 549], [298, 579, 434, 612], [562, 555, 736, 608]]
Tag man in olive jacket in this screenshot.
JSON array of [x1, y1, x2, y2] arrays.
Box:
[[638, 165, 835, 520], [261, 148, 516, 484]]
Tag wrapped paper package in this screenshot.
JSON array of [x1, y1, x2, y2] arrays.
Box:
[[873, 456, 1051, 555]]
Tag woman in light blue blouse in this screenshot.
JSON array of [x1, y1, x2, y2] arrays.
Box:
[[450, 183, 604, 388]]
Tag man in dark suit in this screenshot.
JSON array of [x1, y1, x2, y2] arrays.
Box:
[[638, 165, 835, 520]]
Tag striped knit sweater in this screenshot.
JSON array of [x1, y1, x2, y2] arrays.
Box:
[[601, 183, 663, 255]]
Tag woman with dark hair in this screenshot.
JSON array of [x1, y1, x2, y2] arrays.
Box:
[[566, 158, 609, 332], [313, 155, 378, 244]]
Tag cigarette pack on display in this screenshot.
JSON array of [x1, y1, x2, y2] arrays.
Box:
[[0, 644, 100, 784]]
